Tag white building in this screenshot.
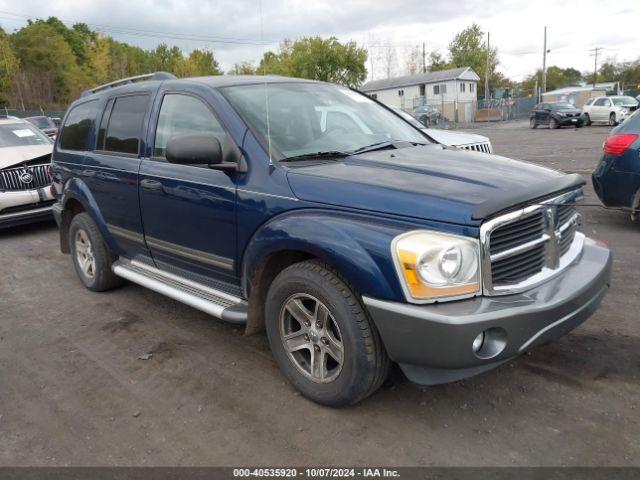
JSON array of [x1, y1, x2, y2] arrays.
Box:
[[360, 67, 480, 110]]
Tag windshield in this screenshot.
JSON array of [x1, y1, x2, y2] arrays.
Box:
[[0, 123, 53, 147], [552, 102, 575, 110], [612, 97, 638, 106], [392, 108, 425, 129], [221, 82, 429, 159], [26, 117, 55, 129]]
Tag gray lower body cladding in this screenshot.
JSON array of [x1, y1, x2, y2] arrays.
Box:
[[363, 239, 612, 385]]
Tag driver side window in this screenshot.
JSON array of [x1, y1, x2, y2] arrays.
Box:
[[154, 94, 225, 158]]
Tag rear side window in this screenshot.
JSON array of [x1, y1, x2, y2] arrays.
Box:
[[59, 101, 98, 151], [103, 94, 149, 155]]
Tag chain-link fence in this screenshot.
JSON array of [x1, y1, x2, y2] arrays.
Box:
[[404, 96, 537, 128]]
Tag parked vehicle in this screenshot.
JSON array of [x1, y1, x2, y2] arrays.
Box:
[[24, 116, 59, 138], [51, 73, 611, 406], [582, 96, 639, 126], [592, 109, 640, 220], [412, 104, 443, 127], [0, 115, 55, 227], [530, 102, 585, 129], [393, 108, 493, 153]]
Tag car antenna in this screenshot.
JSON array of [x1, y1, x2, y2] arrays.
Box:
[[259, 0, 273, 167]]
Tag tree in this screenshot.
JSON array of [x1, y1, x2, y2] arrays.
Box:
[[448, 23, 499, 96], [0, 27, 19, 106], [228, 62, 256, 75], [405, 46, 422, 75], [11, 22, 83, 107], [520, 66, 584, 96], [179, 49, 221, 77], [84, 35, 112, 86], [427, 50, 448, 72], [260, 37, 367, 87], [379, 46, 397, 79]]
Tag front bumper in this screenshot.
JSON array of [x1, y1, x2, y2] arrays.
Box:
[[0, 187, 55, 228], [363, 239, 611, 385], [557, 116, 584, 126]]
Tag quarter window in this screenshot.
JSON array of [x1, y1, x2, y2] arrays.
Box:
[[153, 94, 225, 158], [103, 94, 150, 155], [59, 100, 99, 151]]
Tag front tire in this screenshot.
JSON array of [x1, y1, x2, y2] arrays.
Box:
[[69, 213, 122, 292], [609, 112, 618, 126], [550, 117, 559, 129], [530, 117, 538, 129], [265, 260, 389, 407]]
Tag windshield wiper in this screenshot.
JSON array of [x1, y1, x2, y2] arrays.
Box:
[[350, 140, 428, 155], [280, 150, 350, 162]]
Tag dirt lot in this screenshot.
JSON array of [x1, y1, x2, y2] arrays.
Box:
[[1, 120, 638, 466]]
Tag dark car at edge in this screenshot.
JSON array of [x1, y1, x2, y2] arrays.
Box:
[[50, 72, 611, 406], [592, 109, 640, 220], [530, 101, 585, 129]]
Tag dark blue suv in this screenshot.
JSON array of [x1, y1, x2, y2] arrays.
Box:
[[51, 72, 612, 406]]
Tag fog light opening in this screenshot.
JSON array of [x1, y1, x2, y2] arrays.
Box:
[[472, 327, 507, 359]]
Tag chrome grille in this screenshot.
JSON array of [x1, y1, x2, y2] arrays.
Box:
[[480, 190, 584, 295], [460, 142, 492, 154], [0, 164, 51, 191]]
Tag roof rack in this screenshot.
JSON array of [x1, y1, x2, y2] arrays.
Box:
[[81, 71, 177, 97]]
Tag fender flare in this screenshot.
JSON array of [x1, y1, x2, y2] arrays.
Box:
[[59, 177, 123, 254], [241, 209, 406, 302]]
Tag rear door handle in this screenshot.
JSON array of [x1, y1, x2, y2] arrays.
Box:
[[140, 179, 162, 190]]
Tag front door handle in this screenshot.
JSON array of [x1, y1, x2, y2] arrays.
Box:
[[140, 179, 162, 191]]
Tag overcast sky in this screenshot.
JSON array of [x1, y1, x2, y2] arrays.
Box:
[[1, 0, 638, 82]]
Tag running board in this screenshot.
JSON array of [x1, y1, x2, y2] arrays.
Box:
[[112, 259, 247, 324]]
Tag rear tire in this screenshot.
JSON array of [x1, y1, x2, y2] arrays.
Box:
[[584, 113, 592, 126], [530, 117, 538, 129], [265, 260, 390, 407], [69, 213, 122, 292]]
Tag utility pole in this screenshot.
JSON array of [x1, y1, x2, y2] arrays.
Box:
[[422, 42, 426, 74], [542, 26, 548, 94], [590, 47, 602, 88], [484, 32, 490, 99]]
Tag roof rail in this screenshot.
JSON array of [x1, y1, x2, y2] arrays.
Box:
[[81, 71, 177, 97]]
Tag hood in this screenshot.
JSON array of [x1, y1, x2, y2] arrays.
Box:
[[286, 144, 564, 225], [422, 128, 490, 147], [557, 108, 582, 115], [0, 144, 53, 169]]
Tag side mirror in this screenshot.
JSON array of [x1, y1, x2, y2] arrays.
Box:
[[166, 134, 223, 166]]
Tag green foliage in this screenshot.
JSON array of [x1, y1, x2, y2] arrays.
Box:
[[11, 22, 84, 106], [448, 24, 499, 96], [228, 61, 256, 75], [427, 50, 449, 72], [259, 37, 368, 88], [0, 27, 19, 106], [520, 66, 584, 95]]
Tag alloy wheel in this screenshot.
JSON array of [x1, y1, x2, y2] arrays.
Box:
[[75, 229, 96, 279], [279, 293, 344, 383]]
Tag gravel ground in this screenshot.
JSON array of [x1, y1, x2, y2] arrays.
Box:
[[1, 120, 638, 466]]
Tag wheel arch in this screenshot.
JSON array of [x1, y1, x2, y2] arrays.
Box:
[[58, 178, 120, 254], [241, 210, 405, 335]]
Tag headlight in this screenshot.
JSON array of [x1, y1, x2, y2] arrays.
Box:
[[392, 230, 481, 302]]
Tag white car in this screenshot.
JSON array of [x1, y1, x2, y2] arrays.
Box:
[[392, 107, 493, 153], [0, 116, 55, 228], [582, 96, 639, 126]]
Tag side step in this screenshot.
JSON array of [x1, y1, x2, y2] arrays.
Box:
[[112, 259, 247, 324]]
